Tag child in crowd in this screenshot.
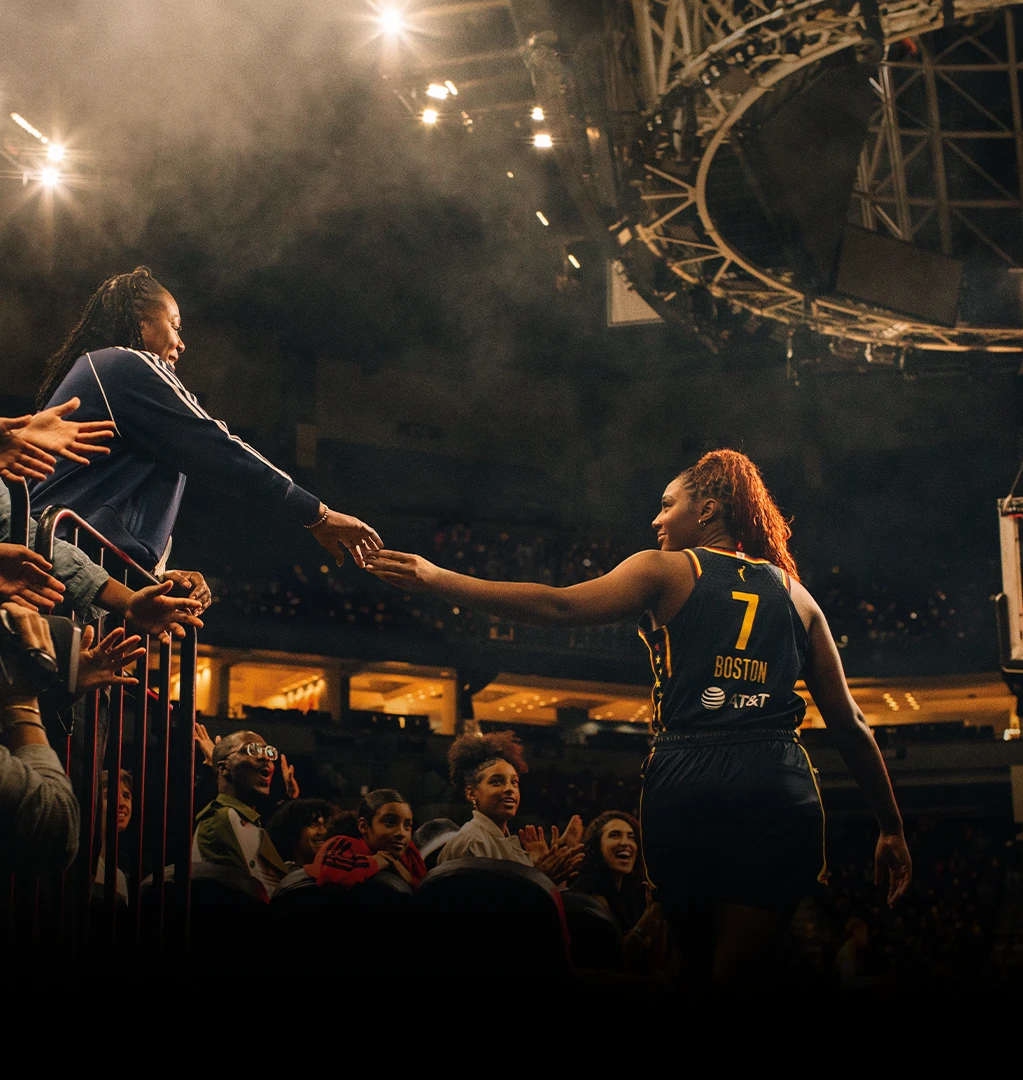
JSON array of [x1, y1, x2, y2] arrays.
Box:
[[306, 788, 427, 889]]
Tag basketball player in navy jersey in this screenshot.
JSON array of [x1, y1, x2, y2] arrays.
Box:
[[365, 449, 911, 996]]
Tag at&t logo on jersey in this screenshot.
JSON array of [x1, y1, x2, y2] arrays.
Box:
[[702, 687, 772, 710], [701, 686, 726, 709]]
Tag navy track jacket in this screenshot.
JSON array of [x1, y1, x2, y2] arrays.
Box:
[[31, 347, 321, 571]]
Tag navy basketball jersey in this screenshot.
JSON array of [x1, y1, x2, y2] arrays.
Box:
[[638, 547, 808, 734]]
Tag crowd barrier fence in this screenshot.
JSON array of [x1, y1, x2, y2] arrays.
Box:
[[3, 478, 197, 971]]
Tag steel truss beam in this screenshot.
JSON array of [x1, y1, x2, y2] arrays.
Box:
[[625, 0, 1023, 352]]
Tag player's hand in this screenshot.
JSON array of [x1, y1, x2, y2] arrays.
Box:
[[0, 544, 65, 611], [875, 831, 912, 908], [364, 550, 442, 592], [124, 580, 204, 643], [75, 625, 146, 695], [18, 398, 115, 465], [308, 507, 382, 569], [162, 569, 212, 613]]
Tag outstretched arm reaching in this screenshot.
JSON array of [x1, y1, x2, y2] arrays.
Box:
[[365, 548, 676, 627]]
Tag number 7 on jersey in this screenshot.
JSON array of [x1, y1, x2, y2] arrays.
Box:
[[731, 591, 759, 650]]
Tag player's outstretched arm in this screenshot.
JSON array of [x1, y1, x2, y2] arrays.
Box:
[[365, 548, 670, 627], [795, 580, 912, 907]]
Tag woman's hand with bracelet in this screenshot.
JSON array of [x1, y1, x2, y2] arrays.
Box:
[[0, 603, 55, 747], [306, 504, 383, 569]]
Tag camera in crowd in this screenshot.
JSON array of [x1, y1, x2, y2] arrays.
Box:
[[0, 609, 81, 698]]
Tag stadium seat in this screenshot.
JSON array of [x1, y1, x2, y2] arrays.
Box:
[[560, 890, 626, 972], [414, 858, 574, 980]]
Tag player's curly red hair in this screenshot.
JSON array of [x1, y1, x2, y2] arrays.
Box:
[[680, 449, 799, 579]]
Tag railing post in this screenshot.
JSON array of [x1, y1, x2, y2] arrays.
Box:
[[173, 629, 198, 957], [22, 495, 200, 974]]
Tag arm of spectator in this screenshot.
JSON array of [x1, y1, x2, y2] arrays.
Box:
[[518, 824, 550, 860], [0, 604, 79, 872], [379, 852, 414, 886], [311, 836, 385, 887], [533, 843, 584, 886], [548, 815, 583, 849], [365, 548, 676, 627], [15, 398, 114, 465], [93, 578, 203, 642], [0, 544, 65, 612], [280, 753, 299, 800], [161, 569, 212, 613], [624, 901, 670, 973], [306, 508, 383, 569], [0, 414, 56, 482], [795, 579, 912, 907], [195, 722, 218, 768], [74, 625, 146, 696]]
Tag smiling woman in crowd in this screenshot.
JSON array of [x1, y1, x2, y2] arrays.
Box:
[[306, 788, 427, 890], [437, 730, 583, 885]]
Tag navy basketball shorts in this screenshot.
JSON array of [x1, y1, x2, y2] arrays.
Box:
[[639, 732, 828, 915]]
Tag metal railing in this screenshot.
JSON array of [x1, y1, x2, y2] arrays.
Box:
[[3, 478, 197, 970]]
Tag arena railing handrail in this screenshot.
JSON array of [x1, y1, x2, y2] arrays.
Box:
[[8, 480, 198, 967]]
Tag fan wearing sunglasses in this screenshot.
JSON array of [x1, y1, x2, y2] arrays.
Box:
[[192, 730, 290, 897]]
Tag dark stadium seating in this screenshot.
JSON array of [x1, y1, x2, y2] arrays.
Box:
[[414, 858, 574, 980]]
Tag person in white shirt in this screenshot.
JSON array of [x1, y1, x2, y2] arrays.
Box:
[[437, 730, 583, 884]]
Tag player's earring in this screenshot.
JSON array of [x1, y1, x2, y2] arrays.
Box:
[[471, 798, 478, 809], [699, 518, 707, 528]]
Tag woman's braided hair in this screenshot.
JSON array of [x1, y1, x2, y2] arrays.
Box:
[[37, 266, 169, 408], [680, 449, 799, 579]]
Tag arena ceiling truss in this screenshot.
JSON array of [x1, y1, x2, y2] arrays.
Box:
[[621, 0, 1023, 353]]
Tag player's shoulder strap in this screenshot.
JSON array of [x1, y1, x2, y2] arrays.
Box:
[[682, 548, 702, 578]]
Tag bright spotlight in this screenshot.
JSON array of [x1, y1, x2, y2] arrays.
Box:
[[568, 254, 581, 269], [379, 7, 404, 35], [445, 81, 458, 96], [422, 108, 438, 125], [11, 113, 44, 141], [426, 83, 449, 99], [533, 132, 553, 149], [536, 211, 549, 226], [531, 106, 545, 121], [46, 143, 65, 162], [40, 167, 60, 188]]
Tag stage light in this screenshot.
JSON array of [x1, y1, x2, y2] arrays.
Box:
[[46, 143, 65, 162], [533, 132, 553, 148], [568, 254, 580, 268], [378, 7, 403, 35], [445, 81, 458, 96], [11, 113, 44, 141], [426, 83, 449, 99], [531, 106, 544, 121], [536, 211, 549, 226], [40, 167, 59, 188], [506, 171, 514, 178], [422, 108, 438, 124]]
